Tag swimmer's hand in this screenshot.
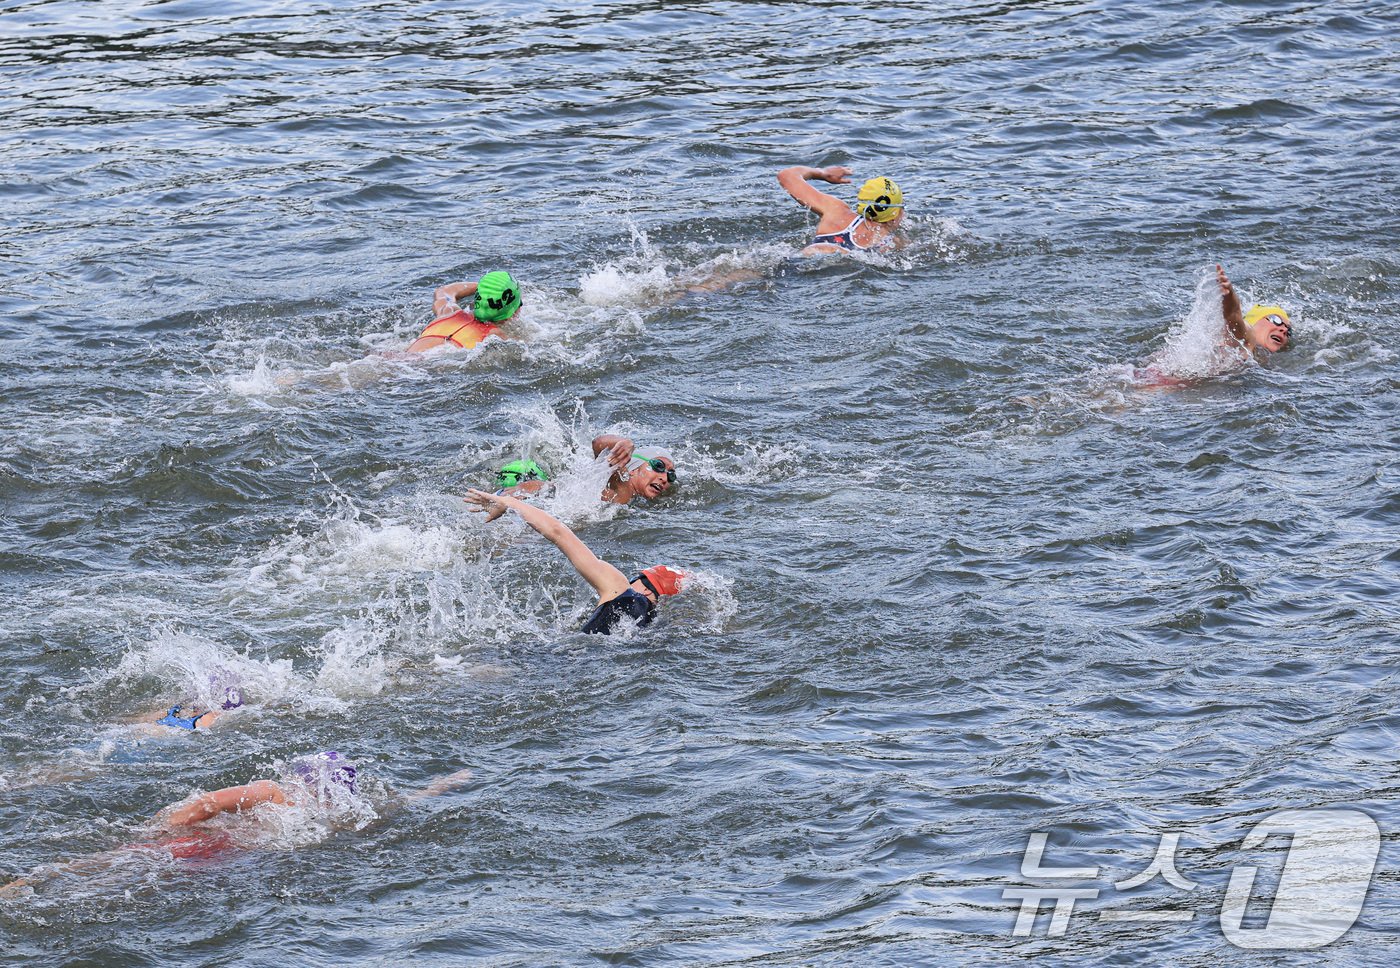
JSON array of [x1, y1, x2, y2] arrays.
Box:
[[603, 437, 634, 469], [464, 488, 512, 523], [1217, 263, 1247, 342], [463, 488, 503, 510], [818, 165, 852, 185]]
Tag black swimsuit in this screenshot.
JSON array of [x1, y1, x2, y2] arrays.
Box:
[[580, 589, 654, 635], [809, 215, 895, 253]]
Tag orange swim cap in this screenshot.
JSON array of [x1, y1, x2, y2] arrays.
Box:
[[638, 566, 685, 597]]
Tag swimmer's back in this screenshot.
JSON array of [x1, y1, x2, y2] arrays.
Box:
[[408, 310, 501, 353]]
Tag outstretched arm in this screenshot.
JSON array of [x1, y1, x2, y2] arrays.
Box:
[[463, 490, 630, 599], [402, 768, 474, 805], [591, 434, 635, 470], [433, 281, 478, 318], [159, 780, 289, 828], [777, 165, 856, 222], [1217, 264, 1248, 344]]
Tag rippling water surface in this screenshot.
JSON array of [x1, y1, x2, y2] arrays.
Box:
[[2, 0, 1398, 963]]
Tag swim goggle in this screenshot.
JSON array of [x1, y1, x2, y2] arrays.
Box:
[[634, 572, 663, 601], [632, 455, 677, 484], [1254, 313, 1290, 329]]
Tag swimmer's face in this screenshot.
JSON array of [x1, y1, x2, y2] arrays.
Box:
[[1248, 314, 1291, 352], [633, 457, 676, 499]]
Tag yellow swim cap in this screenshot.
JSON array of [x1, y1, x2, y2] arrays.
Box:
[[1244, 304, 1290, 327], [856, 177, 904, 222]]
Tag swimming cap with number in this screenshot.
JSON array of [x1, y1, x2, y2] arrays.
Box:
[[856, 177, 904, 223], [472, 271, 522, 322], [496, 459, 549, 488]]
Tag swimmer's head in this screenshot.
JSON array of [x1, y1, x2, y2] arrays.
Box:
[[292, 751, 357, 796], [472, 271, 522, 322], [496, 459, 549, 489], [856, 177, 904, 223], [628, 450, 677, 499], [206, 670, 243, 710], [635, 565, 685, 600], [1243, 304, 1292, 351]]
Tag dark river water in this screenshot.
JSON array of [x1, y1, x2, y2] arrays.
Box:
[[2, 0, 1398, 964]]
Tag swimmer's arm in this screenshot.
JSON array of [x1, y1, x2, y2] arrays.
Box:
[[591, 434, 635, 469], [126, 705, 222, 728], [433, 281, 477, 318], [1217, 264, 1248, 344], [777, 165, 855, 220], [160, 780, 288, 827], [403, 768, 474, 804], [463, 490, 630, 597]]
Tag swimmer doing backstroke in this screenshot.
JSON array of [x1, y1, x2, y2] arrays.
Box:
[[1217, 263, 1292, 355], [462, 489, 686, 635]]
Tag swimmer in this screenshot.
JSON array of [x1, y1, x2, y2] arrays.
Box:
[[482, 435, 678, 522], [462, 489, 686, 635], [1217, 264, 1292, 355], [0, 752, 473, 896], [0, 684, 247, 791], [777, 164, 906, 256], [406, 270, 522, 353], [1125, 263, 1294, 391], [134, 683, 244, 736]]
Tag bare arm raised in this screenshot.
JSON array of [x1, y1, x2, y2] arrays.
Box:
[[1217, 264, 1249, 345], [777, 165, 857, 233], [463, 489, 630, 602], [433, 281, 479, 319], [591, 434, 635, 470]]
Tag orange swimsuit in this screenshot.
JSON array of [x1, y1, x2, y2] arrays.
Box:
[[411, 309, 501, 350]]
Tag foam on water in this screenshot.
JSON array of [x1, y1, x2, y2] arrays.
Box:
[[1145, 266, 1250, 380], [87, 629, 287, 705]]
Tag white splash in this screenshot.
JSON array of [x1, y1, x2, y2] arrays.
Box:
[[1144, 267, 1251, 380]]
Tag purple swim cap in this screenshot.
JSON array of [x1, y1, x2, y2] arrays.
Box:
[[207, 670, 244, 710], [292, 751, 357, 795]]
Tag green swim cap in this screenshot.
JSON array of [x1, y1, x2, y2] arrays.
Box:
[[496, 459, 548, 489], [472, 271, 522, 322]]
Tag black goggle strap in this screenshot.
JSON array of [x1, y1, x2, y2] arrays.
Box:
[[634, 573, 660, 599]]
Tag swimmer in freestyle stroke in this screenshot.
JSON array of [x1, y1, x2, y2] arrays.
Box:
[[462, 489, 686, 635], [134, 683, 245, 735], [680, 164, 909, 293], [0, 753, 473, 896], [406, 270, 522, 352], [777, 164, 907, 256], [482, 435, 678, 523]]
